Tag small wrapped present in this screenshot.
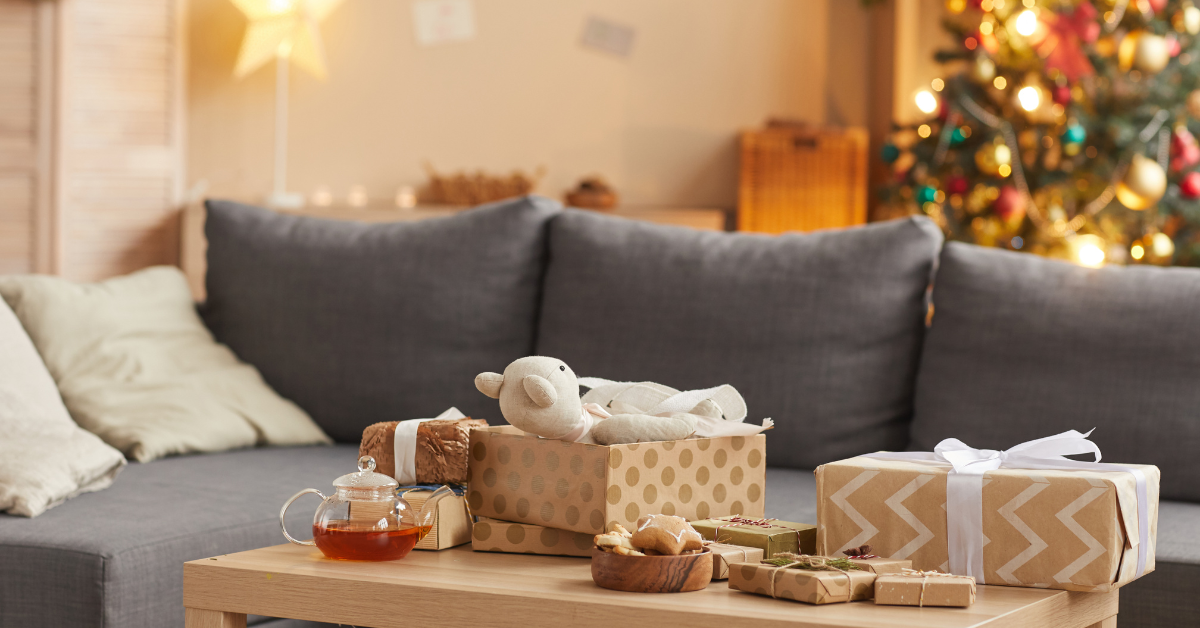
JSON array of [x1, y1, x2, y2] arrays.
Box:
[[841, 544, 912, 574], [874, 570, 976, 607], [728, 554, 875, 605], [707, 542, 765, 580], [471, 517, 594, 557], [399, 486, 473, 550], [691, 516, 816, 558], [816, 430, 1160, 592], [360, 408, 487, 484]]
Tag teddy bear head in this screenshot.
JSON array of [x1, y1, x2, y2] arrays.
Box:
[[474, 356, 582, 439]]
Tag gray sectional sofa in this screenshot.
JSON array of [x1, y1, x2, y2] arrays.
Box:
[[0, 196, 1195, 627]]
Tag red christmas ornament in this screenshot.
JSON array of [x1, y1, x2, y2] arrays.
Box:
[[1147, 0, 1168, 13], [1171, 128, 1200, 172], [946, 176, 970, 195], [1168, 35, 1182, 58], [1181, 172, 1200, 199], [993, 186, 1026, 222], [1052, 85, 1072, 105]]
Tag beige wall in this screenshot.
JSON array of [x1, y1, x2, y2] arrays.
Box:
[[187, 0, 839, 208]]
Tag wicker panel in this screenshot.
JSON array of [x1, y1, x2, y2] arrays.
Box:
[[738, 127, 869, 234]]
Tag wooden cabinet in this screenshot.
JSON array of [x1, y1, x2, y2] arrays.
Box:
[[0, 0, 184, 279]]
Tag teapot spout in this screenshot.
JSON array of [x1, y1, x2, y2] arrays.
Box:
[[413, 485, 456, 539]]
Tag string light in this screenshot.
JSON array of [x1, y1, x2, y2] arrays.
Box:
[[918, 124, 933, 138], [980, 21, 995, 35], [994, 76, 1008, 89], [932, 78, 945, 92], [1073, 235, 1107, 268], [1015, 10, 1038, 37], [1131, 243, 1146, 260], [1018, 86, 1041, 111], [915, 90, 939, 114]]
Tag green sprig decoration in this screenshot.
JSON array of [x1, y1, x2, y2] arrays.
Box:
[[763, 556, 864, 571]]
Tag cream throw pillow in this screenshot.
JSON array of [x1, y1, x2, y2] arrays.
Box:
[[0, 295, 126, 516], [0, 266, 331, 462]]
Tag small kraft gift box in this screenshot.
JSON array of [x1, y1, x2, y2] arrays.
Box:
[[728, 555, 876, 605], [816, 430, 1160, 592], [841, 545, 912, 574], [874, 570, 976, 607], [467, 426, 766, 535], [400, 486, 473, 550], [707, 543, 765, 580], [691, 516, 816, 558], [471, 517, 594, 557]]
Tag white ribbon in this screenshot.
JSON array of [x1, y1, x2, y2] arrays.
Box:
[[865, 429, 1149, 583]]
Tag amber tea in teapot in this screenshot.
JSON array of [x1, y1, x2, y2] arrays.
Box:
[[281, 456, 452, 561]]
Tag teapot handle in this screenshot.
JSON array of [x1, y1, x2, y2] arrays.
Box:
[[280, 488, 326, 546]]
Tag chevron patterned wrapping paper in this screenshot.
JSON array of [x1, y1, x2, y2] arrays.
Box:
[[815, 456, 1160, 592], [467, 426, 766, 535]]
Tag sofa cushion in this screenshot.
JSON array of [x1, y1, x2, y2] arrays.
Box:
[[202, 197, 560, 443], [535, 211, 943, 468], [911, 243, 1200, 502], [0, 294, 125, 516], [0, 444, 357, 628], [0, 267, 330, 462]]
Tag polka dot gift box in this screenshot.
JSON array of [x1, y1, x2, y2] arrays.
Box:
[[466, 426, 766, 535]]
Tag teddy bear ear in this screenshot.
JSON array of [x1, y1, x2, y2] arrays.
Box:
[[475, 372, 504, 399], [523, 374, 558, 408]]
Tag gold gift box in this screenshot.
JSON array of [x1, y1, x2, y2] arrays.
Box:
[[470, 517, 593, 557], [691, 517, 816, 558], [466, 426, 766, 535], [816, 456, 1160, 592]]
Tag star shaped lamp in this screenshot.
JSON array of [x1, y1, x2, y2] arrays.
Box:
[[230, 0, 344, 208]]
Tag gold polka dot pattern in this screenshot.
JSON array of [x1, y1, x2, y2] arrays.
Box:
[[471, 517, 594, 557], [468, 427, 766, 534]]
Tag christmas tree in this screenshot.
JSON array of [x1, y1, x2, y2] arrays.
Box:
[[882, 0, 1200, 267]]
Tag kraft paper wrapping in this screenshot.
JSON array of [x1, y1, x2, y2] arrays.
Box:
[[728, 562, 876, 605], [692, 517, 817, 559], [402, 490, 473, 551], [708, 543, 765, 580], [470, 517, 594, 557], [847, 556, 912, 574], [874, 572, 976, 607], [466, 426, 766, 535], [815, 456, 1160, 592]]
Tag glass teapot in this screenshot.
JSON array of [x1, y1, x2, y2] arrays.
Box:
[[280, 455, 454, 561]]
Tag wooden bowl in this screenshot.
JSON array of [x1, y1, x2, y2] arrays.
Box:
[[590, 547, 713, 593]]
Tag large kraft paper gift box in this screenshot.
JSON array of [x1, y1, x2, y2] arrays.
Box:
[[471, 517, 594, 557], [815, 453, 1159, 592], [467, 426, 766, 534]]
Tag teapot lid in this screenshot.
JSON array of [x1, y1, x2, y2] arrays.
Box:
[[334, 456, 399, 490]]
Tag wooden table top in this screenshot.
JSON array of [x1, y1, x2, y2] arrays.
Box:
[[183, 544, 1118, 628]]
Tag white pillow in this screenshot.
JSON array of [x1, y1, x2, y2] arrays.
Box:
[[0, 266, 331, 462], [0, 295, 126, 516]]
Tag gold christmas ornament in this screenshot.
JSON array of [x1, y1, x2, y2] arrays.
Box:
[[1132, 232, 1176, 264], [1188, 90, 1200, 118], [1116, 154, 1168, 210], [1178, 3, 1200, 35], [974, 143, 1012, 176], [1119, 32, 1171, 74]]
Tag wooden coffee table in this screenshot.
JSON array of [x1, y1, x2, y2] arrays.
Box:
[[183, 544, 1119, 628]]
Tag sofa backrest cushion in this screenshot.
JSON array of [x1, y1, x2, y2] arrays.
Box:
[[535, 211, 944, 469], [911, 242, 1200, 502], [202, 197, 560, 443]]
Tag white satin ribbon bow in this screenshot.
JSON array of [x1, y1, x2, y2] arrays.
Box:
[[865, 429, 1149, 583]]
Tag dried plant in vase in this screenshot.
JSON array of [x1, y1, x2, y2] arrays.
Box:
[[420, 163, 545, 206]]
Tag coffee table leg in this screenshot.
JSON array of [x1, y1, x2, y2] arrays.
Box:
[[1084, 616, 1117, 628], [185, 608, 247, 628]]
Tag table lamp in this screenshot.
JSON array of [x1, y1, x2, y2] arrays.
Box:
[[231, 0, 344, 209]]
